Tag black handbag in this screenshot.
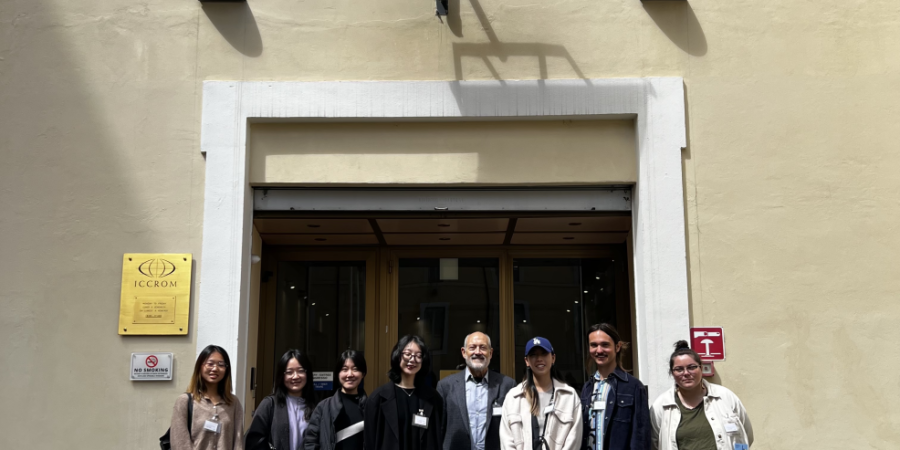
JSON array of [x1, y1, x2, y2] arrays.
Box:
[[160, 393, 193, 450]]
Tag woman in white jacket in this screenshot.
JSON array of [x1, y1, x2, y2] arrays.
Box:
[[500, 336, 583, 450], [650, 341, 753, 450]]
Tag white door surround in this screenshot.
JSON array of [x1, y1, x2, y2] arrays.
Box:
[[197, 78, 689, 400]]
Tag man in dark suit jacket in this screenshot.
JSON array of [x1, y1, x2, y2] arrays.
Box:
[[437, 332, 516, 450]]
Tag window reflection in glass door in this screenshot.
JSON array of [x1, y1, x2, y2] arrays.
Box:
[[397, 258, 500, 386], [275, 261, 366, 402], [512, 258, 622, 387]]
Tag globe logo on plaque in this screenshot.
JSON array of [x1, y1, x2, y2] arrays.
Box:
[[138, 258, 177, 278]]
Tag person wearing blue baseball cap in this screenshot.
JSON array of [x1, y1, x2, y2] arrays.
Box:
[[499, 336, 583, 450]]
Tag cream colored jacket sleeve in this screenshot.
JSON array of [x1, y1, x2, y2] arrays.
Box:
[[650, 398, 662, 450], [561, 394, 584, 450], [733, 393, 753, 446], [499, 391, 525, 450]]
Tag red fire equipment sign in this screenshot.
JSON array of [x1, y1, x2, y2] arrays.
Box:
[[690, 327, 725, 361]]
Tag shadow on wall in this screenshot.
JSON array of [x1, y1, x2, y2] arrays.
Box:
[[1, 0, 207, 446], [449, 0, 586, 80], [642, 1, 707, 57], [202, 2, 263, 57]]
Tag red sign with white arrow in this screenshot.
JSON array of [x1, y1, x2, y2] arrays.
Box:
[[690, 327, 725, 361]]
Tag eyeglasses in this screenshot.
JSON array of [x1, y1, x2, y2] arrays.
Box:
[[672, 364, 700, 374], [205, 361, 228, 369], [284, 370, 306, 377], [401, 352, 423, 361]]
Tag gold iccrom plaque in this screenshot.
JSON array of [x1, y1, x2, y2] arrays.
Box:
[[118, 254, 191, 335]]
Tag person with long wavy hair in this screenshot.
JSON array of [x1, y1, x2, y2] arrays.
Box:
[[364, 335, 444, 450], [246, 349, 318, 450], [499, 336, 582, 450], [169, 344, 244, 450]]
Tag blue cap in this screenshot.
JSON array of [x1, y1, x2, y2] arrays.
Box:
[[525, 336, 554, 355]]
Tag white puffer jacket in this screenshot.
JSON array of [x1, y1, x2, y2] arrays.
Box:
[[499, 379, 583, 450], [650, 380, 753, 450]]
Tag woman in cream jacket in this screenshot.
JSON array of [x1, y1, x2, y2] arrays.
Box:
[[500, 336, 583, 450], [650, 341, 753, 450]]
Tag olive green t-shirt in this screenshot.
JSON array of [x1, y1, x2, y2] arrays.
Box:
[[674, 392, 717, 450]]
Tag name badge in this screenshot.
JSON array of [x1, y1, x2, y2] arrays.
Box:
[[412, 409, 429, 429], [734, 445, 748, 450], [724, 421, 739, 433], [542, 403, 554, 415], [493, 406, 502, 417], [203, 420, 221, 434]]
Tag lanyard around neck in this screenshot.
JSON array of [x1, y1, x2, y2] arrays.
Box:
[[537, 383, 556, 450]]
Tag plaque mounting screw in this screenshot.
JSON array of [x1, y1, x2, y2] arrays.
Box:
[[179, 328, 183, 331], [123, 328, 128, 332], [128, 258, 132, 261], [183, 258, 187, 261]]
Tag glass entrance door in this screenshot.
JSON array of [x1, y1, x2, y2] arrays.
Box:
[[256, 246, 632, 408], [396, 257, 501, 386], [511, 257, 630, 387], [256, 250, 377, 407]]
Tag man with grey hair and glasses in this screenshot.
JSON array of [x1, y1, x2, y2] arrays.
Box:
[[437, 332, 516, 450]]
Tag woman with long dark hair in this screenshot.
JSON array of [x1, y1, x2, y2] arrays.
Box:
[[169, 345, 244, 450], [364, 335, 444, 450], [499, 336, 582, 450], [650, 341, 753, 450], [246, 349, 318, 450], [303, 350, 368, 450]]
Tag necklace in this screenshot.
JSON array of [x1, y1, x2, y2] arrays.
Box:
[[396, 384, 415, 396]]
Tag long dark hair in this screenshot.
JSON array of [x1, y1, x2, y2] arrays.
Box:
[[522, 348, 565, 417], [188, 345, 234, 405], [586, 323, 630, 369], [668, 340, 702, 373], [274, 349, 317, 419], [334, 349, 367, 393], [388, 335, 432, 387]]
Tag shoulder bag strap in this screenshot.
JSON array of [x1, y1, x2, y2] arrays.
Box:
[[186, 393, 193, 434]]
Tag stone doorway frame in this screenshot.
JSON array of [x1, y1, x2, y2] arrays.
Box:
[[197, 78, 689, 400]]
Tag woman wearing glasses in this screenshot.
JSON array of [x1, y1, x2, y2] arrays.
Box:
[[169, 344, 244, 450], [499, 336, 583, 450], [246, 349, 318, 450], [650, 341, 753, 450], [364, 335, 444, 450], [303, 350, 368, 450]]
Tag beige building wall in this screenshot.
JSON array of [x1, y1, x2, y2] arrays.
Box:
[[1, 0, 899, 449]]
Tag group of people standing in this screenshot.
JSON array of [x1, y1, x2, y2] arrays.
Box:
[[167, 324, 752, 450]]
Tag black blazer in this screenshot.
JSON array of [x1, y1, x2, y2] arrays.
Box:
[[435, 369, 515, 450], [303, 390, 368, 450], [364, 382, 445, 450], [246, 395, 291, 450]]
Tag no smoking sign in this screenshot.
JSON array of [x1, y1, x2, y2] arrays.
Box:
[[131, 352, 173, 381]]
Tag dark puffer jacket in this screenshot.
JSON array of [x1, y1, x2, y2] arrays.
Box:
[[303, 390, 368, 450]]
